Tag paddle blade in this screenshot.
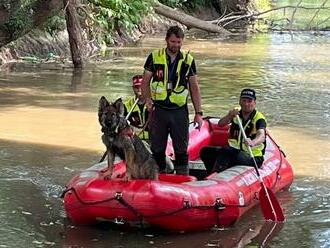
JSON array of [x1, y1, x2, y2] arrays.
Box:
[[259, 186, 285, 222]]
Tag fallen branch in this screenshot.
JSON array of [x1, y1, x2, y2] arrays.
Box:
[[211, 5, 330, 24], [222, 14, 252, 28], [211, 3, 330, 31], [153, 2, 231, 35]]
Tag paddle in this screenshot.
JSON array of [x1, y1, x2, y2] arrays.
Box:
[[236, 115, 285, 222], [99, 97, 140, 163]]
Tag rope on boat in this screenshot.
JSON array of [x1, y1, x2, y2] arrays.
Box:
[[266, 131, 285, 190], [61, 187, 117, 205], [62, 186, 251, 227]]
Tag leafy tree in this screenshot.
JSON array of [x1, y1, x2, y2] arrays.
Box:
[[82, 0, 154, 45], [0, 0, 154, 47]]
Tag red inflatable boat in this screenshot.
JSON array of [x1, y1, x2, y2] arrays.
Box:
[[63, 118, 294, 231]]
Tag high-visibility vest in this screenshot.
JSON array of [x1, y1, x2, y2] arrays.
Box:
[[124, 96, 149, 140], [228, 110, 266, 157], [150, 48, 194, 107]]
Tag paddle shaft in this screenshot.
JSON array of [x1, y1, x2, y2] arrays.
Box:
[[99, 98, 139, 163], [236, 116, 262, 178], [235, 115, 278, 221], [125, 97, 140, 121]]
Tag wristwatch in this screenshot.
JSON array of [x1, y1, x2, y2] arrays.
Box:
[[195, 111, 203, 116]]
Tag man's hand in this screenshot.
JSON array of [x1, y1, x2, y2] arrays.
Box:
[[194, 113, 203, 130], [245, 129, 265, 147], [218, 108, 239, 126], [145, 98, 153, 112], [229, 108, 240, 119]]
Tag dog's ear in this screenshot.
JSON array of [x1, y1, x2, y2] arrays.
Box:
[[99, 96, 110, 112], [113, 98, 125, 117]]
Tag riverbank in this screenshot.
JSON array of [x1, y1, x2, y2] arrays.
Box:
[[0, 13, 184, 68]]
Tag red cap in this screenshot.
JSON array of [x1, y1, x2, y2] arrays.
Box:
[[132, 75, 143, 87]]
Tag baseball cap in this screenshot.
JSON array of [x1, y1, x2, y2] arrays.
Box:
[[240, 88, 256, 100], [132, 75, 143, 87]]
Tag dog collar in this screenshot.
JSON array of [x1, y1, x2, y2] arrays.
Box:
[[119, 127, 134, 137]]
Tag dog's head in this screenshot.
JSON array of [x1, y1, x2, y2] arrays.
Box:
[[98, 96, 127, 134]]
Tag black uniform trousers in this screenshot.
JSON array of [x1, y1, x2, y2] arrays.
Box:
[[200, 146, 264, 174], [149, 106, 189, 175]]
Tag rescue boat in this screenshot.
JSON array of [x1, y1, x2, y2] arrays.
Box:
[[62, 118, 294, 231]]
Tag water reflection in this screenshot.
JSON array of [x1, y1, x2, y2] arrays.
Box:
[[69, 68, 83, 92], [62, 218, 284, 248]]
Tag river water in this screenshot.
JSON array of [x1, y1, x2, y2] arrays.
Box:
[[0, 32, 329, 247]]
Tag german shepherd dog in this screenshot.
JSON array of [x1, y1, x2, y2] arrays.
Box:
[[98, 96, 158, 180]]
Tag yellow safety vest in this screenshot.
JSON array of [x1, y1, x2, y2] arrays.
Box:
[[228, 110, 266, 157], [150, 48, 194, 107], [124, 96, 149, 140]]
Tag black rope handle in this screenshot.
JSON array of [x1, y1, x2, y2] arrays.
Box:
[[265, 131, 284, 190], [61, 187, 117, 205], [62, 186, 251, 221]]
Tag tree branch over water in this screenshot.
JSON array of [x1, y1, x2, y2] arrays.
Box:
[[210, 3, 330, 31], [288, 0, 303, 32], [308, 0, 329, 29]]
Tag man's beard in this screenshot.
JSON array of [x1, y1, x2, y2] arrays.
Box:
[[168, 46, 180, 54]]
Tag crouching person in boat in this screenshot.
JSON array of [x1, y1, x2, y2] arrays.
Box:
[[124, 75, 174, 173], [200, 88, 266, 174]]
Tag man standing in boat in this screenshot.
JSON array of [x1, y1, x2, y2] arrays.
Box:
[[141, 26, 203, 175], [200, 89, 267, 173]]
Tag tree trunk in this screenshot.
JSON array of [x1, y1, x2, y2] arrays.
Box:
[[153, 2, 231, 35], [63, 0, 84, 68]]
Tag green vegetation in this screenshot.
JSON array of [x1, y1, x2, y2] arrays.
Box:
[[159, 0, 212, 9], [44, 15, 66, 36], [1, 0, 154, 46], [81, 0, 211, 45], [3, 1, 35, 38], [2, 0, 329, 49], [1, 0, 217, 48], [83, 0, 153, 45]]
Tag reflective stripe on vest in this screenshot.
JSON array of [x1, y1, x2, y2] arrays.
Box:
[[124, 97, 149, 140], [151, 48, 194, 107], [228, 111, 266, 157]]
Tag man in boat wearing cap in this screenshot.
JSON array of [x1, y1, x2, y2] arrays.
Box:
[[124, 75, 174, 173], [124, 75, 149, 140], [200, 88, 267, 174]]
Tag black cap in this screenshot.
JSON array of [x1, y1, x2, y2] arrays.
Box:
[[240, 88, 256, 100]]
